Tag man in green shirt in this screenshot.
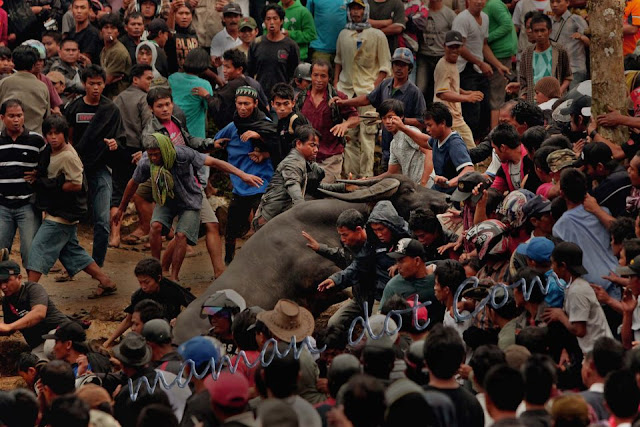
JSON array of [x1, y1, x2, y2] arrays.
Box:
[[279, 0, 317, 61], [380, 238, 445, 324]]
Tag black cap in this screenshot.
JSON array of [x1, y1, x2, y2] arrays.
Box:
[[0, 260, 20, 281], [142, 318, 172, 344], [522, 195, 551, 218], [551, 242, 588, 276], [577, 142, 613, 167], [445, 30, 463, 46], [42, 321, 86, 342], [560, 95, 591, 117], [388, 238, 426, 259], [451, 171, 492, 203]]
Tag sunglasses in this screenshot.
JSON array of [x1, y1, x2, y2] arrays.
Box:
[[201, 306, 232, 317]]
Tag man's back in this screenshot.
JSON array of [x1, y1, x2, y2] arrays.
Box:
[[424, 385, 485, 427], [0, 73, 49, 134]]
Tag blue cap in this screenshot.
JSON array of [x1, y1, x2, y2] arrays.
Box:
[[392, 48, 414, 66], [516, 237, 554, 263], [177, 336, 220, 369]]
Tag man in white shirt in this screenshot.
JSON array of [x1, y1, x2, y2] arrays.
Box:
[[210, 2, 243, 79]]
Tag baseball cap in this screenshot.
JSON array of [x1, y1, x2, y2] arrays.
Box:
[[560, 95, 592, 117], [392, 48, 415, 66], [177, 336, 220, 369], [451, 171, 493, 203], [201, 289, 247, 317], [547, 149, 577, 173], [222, 2, 243, 15], [552, 242, 588, 276], [388, 238, 426, 259], [347, 0, 366, 6], [42, 321, 86, 342], [0, 260, 20, 281], [522, 195, 551, 218], [577, 142, 613, 167], [141, 318, 172, 344], [516, 237, 554, 263], [239, 16, 257, 30], [205, 371, 250, 409], [444, 30, 463, 47], [294, 62, 312, 81], [617, 255, 640, 277]]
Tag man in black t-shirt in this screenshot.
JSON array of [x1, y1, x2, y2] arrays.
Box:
[[0, 260, 69, 360], [69, 0, 103, 64]]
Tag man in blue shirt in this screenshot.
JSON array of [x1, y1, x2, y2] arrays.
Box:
[[215, 86, 276, 264], [307, 0, 347, 62]]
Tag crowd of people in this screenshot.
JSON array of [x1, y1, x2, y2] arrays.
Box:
[[4, 0, 640, 425]]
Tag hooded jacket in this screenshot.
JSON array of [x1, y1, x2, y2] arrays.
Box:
[[136, 41, 162, 79], [330, 201, 410, 306]]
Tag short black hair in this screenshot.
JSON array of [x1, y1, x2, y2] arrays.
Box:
[[48, 395, 90, 427], [134, 257, 162, 280], [43, 31, 63, 44], [11, 45, 38, 71], [484, 365, 524, 411], [490, 123, 521, 149], [137, 403, 179, 427], [524, 10, 539, 26], [183, 47, 210, 74], [530, 12, 552, 30], [541, 134, 572, 150], [263, 4, 285, 21], [232, 307, 261, 351], [16, 352, 40, 374], [559, 168, 588, 204], [522, 126, 547, 154], [516, 326, 549, 355], [0, 46, 11, 59], [263, 342, 300, 398], [336, 208, 365, 230], [138, 43, 153, 54], [423, 324, 465, 379], [533, 145, 559, 174], [130, 63, 153, 82], [0, 98, 23, 115], [512, 267, 546, 304], [424, 102, 453, 127], [605, 370, 640, 419], [271, 82, 295, 101], [133, 299, 165, 322], [222, 48, 247, 72], [378, 99, 405, 118], [147, 87, 173, 106], [468, 345, 506, 387], [81, 64, 106, 82], [408, 208, 442, 235], [434, 259, 466, 295], [380, 295, 414, 334], [512, 100, 544, 128], [310, 58, 332, 80], [42, 115, 70, 141], [340, 374, 387, 427], [125, 10, 143, 24], [40, 360, 75, 396], [624, 238, 640, 262], [12, 389, 39, 427], [98, 13, 121, 30], [592, 337, 624, 378], [522, 354, 556, 405], [61, 38, 79, 49], [610, 217, 636, 245], [294, 124, 320, 145]]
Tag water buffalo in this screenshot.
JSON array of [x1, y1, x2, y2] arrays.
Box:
[[173, 174, 449, 344]]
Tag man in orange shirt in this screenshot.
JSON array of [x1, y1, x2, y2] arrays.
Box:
[[623, 0, 640, 56]]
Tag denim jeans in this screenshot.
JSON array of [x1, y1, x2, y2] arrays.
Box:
[[87, 165, 112, 267], [0, 203, 41, 266]]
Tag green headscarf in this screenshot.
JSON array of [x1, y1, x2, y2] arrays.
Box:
[[150, 132, 176, 206]]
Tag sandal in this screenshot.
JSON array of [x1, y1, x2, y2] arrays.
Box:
[[121, 234, 149, 245], [88, 284, 117, 299]]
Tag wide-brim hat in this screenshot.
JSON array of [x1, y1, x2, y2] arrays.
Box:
[[256, 299, 314, 342], [113, 332, 152, 367]]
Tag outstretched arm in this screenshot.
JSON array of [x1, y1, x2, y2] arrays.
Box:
[[204, 156, 264, 187]]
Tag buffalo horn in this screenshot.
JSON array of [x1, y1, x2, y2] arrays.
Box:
[[335, 177, 383, 187], [319, 178, 401, 202]]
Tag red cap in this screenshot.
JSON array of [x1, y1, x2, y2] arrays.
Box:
[[205, 371, 249, 409], [407, 296, 428, 328]]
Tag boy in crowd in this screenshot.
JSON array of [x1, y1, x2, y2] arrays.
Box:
[[26, 115, 118, 299], [237, 17, 259, 57], [42, 31, 61, 73], [543, 242, 613, 354], [433, 259, 472, 337], [98, 13, 131, 99], [0, 47, 12, 80], [271, 82, 309, 168], [103, 258, 195, 348], [490, 122, 533, 193], [374, 99, 431, 186]]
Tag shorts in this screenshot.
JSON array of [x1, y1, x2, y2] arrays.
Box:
[[135, 179, 153, 203], [488, 57, 511, 110], [151, 204, 201, 246], [200, 189, 218, 224], [26, 220, 94, 277]]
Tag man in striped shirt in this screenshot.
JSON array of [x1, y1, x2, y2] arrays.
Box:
[[0, 99, 46, 266]]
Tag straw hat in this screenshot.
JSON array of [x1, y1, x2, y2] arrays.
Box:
[[256, 299, 314, 342]]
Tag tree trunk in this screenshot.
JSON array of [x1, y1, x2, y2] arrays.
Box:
[[589, 0, 630, 144]]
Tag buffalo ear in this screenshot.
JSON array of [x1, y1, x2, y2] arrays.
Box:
[[320, 178, 400, 202]]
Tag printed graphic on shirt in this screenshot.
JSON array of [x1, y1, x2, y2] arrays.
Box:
[[75, 113, 95, 123], [277, 49, 290, 62]]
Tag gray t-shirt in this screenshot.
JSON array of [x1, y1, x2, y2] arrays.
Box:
[[389, 127, 426, 184], [133, 145, 207, 211], [420, 7, 457, 57], [452, 10, 489, 73], [563, 277, 613, 354], [369, 0, 407, 52]]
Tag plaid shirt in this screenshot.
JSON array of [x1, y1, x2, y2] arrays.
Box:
[[518, 42, 573, 104]]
